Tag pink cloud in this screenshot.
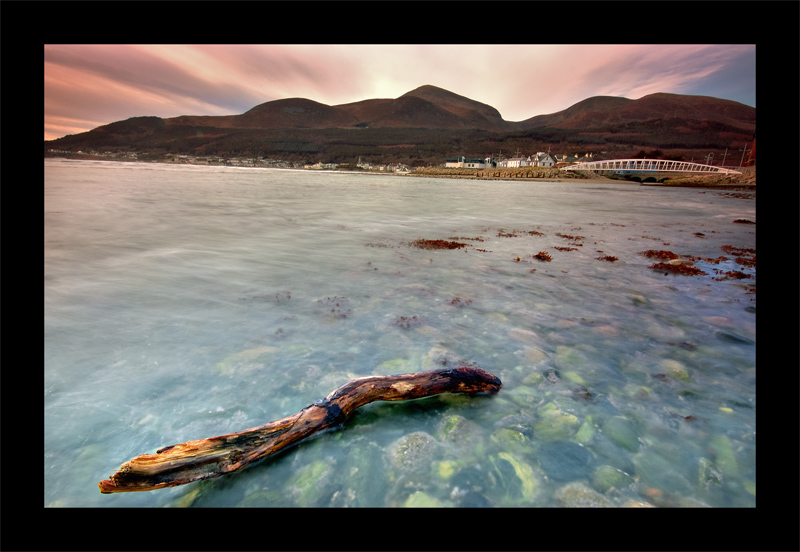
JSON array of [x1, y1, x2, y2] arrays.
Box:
[[44, 44, 755, 141]]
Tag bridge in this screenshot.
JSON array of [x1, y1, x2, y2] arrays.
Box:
[[561, 159, 741, 183]]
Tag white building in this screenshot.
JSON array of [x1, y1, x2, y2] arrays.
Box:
[[533, 152, 557, 167], [445, 156, 494, 169]]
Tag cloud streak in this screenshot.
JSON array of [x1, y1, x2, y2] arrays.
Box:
[[44, 44, 755, 141]]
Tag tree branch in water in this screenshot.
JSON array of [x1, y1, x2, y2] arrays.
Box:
[[98, 366, 501, 494]]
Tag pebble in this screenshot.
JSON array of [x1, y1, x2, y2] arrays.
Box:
[[659, 359, 691, 382], [554, 481, 612, 507], [386, 431, 440, 471], [402, 490, 442, 507], [714, 331, 754, 345], [534, 408, 580, 441], [591, 464, 635, 494], [537, 440, 593, 482], [602, 415, 640, 452], [509, 328, 540, 343], [489, 452, 539, 503], [437, 414, 483, 453]]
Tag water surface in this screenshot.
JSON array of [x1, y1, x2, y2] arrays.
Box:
[[45, 159, 756, 507]]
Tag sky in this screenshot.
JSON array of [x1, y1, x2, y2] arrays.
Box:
[[44, 44, 756, 142]]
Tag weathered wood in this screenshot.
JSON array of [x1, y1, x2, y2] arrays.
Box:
[[99, 366, 501, 493]]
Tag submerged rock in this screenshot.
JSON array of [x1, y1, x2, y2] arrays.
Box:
[[285, 459, 333, 507], [437, 414, 484, 454], [402, 490, 443, 507], [507, 385, 540, 406], [698, 457, 723, 489], [421, 346, 473, 371], [458, 490, 493, 507], [376, 357, 417, 374], [534, 406, 580, 441], [714, 331, 754, 345], [386, 431, 440, 472], [632, 450, 693, 495], [554, 481, 612, 507], [537, 440, 593, 482], [571, 420, 596, 444], [659, 359, 691, 382], [488, 452, 540, 504], [709, 434, 739, 476], [591, 465, 635, 494], [601, 415, 640, 452]]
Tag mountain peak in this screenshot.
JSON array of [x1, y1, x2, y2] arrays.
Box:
[[401, 84, 510, 130]]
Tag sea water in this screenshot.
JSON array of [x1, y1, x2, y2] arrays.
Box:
[[44, 158, 755, 507]]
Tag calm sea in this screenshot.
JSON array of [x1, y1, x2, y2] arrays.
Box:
[[45, 158, 755, 507]]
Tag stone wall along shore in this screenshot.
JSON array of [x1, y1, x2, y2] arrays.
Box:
[[410, 167, 589, 180]]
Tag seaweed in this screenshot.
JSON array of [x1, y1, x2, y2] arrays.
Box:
[[410, 239, 467, 250], [639, 250, 679, 260], [649, 262, 707, 276], [394, 315, 426, 329]]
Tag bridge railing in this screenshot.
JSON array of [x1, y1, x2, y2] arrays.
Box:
[[561, 159, 741, 175]]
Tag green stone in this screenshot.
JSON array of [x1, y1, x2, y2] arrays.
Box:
[[402, 491, 442, 507], [562, 371, 587, 386], [660, 359, 691, 381], [438, 415, 479, 445], [508, 385, 539, 406], [698, 457, 723, 488], [491, 427, 529, 449], [555, 481, 612, 507], [623, 384, 652, 400], [491, 452, 538, 502], [376, 358, 414, 374], [602, 416, 640, 452], [632, 451, 692, 494], [287, 460, 330, 507], [522, 371, 543, 385], [534, 409, 580, 441], [387, 431, 439, 471], [555, 346, 586, 369], [572, 421, 596, 444], [592, 465, 634, 494], [709, 434, 739, 476], [436, 460, 458, 480]]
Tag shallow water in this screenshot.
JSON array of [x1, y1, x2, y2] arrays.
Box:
[[45, 159, 755, 507]]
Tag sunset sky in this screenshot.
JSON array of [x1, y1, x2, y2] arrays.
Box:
[[44, 44, 756, 142]]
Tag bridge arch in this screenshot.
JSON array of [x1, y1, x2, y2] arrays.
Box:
[[561, 158, 742, 180]]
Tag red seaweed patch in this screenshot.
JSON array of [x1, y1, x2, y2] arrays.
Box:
[[410, 239, 467, 250], [639, 250, 680, 260], [649, 262, 707, 276]]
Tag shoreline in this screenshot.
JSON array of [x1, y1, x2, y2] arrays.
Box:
[[44, 154, 755, 190]]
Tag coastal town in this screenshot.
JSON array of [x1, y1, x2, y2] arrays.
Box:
[[46, 142, 755, 185], [45, 148, 607, 173]]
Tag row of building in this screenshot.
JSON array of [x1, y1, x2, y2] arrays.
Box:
[[445, 152, 599, 169]]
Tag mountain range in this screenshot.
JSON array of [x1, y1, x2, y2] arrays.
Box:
[[45, 84, 756, 165]]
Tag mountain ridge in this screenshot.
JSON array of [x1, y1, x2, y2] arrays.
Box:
[[152, 84, 754, 132], [45, 84, 756, 165]]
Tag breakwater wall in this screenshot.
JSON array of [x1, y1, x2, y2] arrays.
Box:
[[409, 167, 589, 180]]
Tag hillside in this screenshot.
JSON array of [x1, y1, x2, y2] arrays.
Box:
[[45, 85, 755, 166]]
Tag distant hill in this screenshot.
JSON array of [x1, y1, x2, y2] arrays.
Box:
[[45, 85, 756, 165], [520, 92, 755, 132]]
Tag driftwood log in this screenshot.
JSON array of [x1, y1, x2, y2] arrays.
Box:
[[99, 366, 501, 493]]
